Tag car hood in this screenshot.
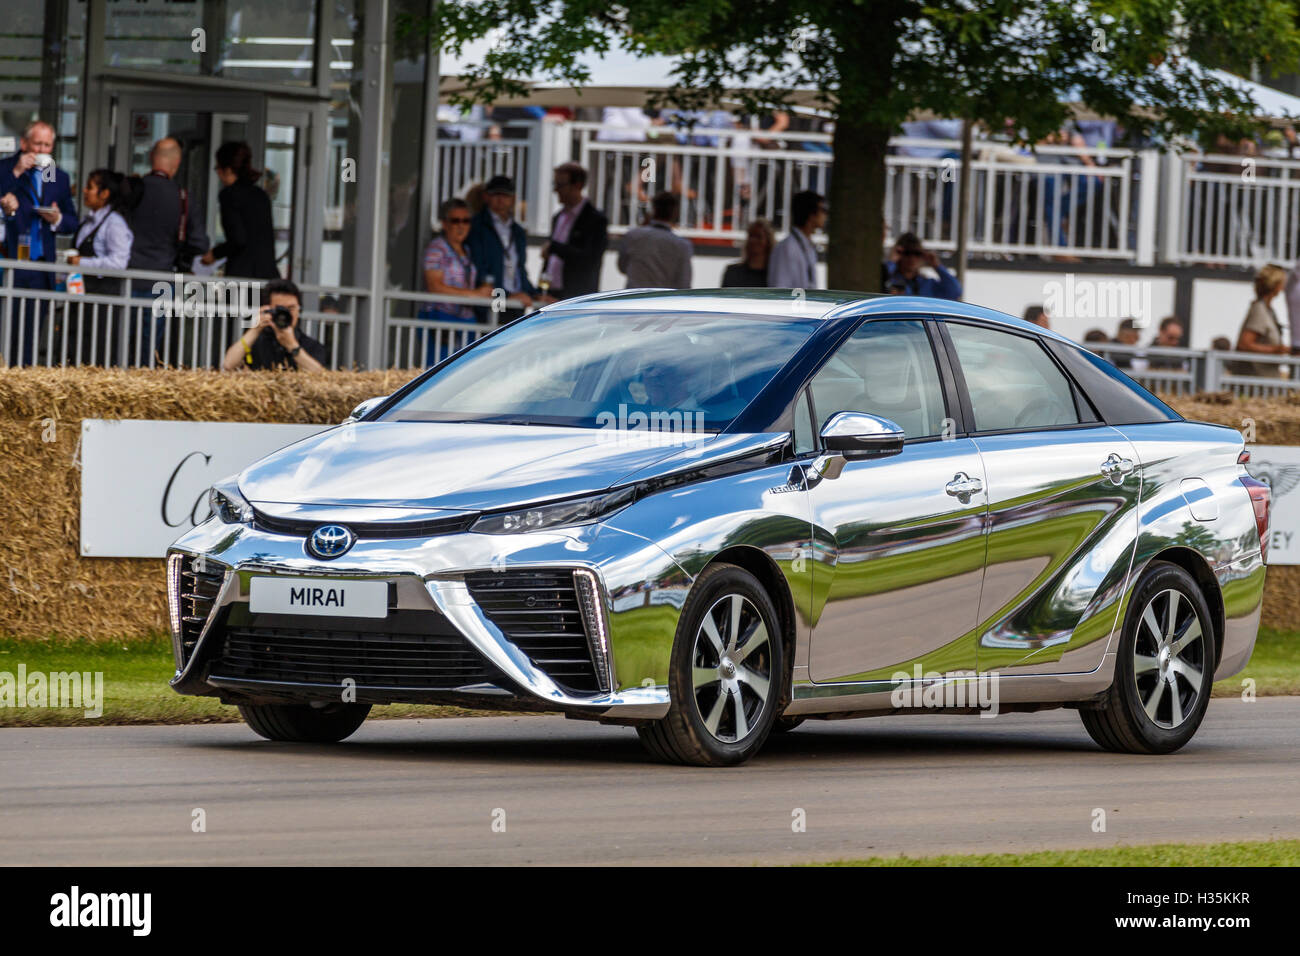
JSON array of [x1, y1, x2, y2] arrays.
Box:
[[239, 421, 782, 514]]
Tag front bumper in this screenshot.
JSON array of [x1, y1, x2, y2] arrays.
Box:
[[166, 517, 692, 719]]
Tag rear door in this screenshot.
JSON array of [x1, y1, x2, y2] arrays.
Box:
[[806, 318, 988, 683], [940, 321, 1142, 675]]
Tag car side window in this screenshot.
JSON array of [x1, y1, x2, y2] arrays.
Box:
[[946, 323, 1081, 432], [808, 320, 947, 440]]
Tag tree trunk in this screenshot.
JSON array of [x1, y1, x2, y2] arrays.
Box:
[[826, 116, 891, 293]]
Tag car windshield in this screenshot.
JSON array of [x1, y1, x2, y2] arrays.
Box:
[[380, 310, 817, 431]]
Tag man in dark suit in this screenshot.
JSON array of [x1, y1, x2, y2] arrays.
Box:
[[128, 136, 210, 364], [541, 162, 607, 299], [0, 120, 79, 365], [467, 175, 536, 321], [129, 137, 209, 281]]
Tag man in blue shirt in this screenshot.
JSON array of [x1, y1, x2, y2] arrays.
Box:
[[884, 232, 962, 300], [0, 120, 80, 365]]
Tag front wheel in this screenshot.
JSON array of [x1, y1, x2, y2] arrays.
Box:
[[1080, 562, 1214, 754], [637, 564, 784, 766], [238, 701, 372, 743]]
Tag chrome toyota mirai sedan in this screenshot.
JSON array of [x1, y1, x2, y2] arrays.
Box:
[[167, 290, 1270, 766]]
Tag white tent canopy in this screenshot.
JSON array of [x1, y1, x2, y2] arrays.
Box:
[[441, 39, 1300, 122]]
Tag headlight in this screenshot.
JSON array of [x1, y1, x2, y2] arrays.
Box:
[[471, 487, 635, 534], [208, 476, 253, 524]]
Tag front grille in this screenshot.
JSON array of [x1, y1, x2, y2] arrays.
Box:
[[175, 556, 224, 666], [211, 610, 495, 690], [465, 569, 603, 694], [252, 509, 477, 539]]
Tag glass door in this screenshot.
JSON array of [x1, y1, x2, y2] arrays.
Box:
[[111, 90, 265, 271], [266, 100, 327, 283]]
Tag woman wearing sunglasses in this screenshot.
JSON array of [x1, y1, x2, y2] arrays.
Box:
[[421, 197, 495, 365]]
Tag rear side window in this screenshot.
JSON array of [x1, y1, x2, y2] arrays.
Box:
[[1045, 340, 1181, 425], [946, 323, 1080, 431]]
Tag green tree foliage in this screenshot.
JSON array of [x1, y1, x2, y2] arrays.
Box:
[[407, 1, 1300, 290]]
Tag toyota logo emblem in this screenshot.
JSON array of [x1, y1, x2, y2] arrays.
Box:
[[307, 524, 355, 559]]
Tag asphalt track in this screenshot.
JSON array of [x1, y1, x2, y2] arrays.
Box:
[[1, 697, 1296, 865]]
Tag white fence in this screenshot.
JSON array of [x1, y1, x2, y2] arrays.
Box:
[[3, 257, 1293, 398], [0, 258, 512, 371], [431, 119, 1300, 269], [1171, 151, 1300, 266], [1083, 342, 1297, 397]]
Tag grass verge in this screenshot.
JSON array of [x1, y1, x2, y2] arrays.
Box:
[[1211, 627, 1299, 697], [0, 627, 1293, 726], [0, 634, 535, 726], [813, 839, 1300, 866]]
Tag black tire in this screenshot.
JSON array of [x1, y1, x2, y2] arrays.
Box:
[[1080, 561, 1214, 755], [238, 702, 372, 743], [637, 563, 784, 766], [771, 715, 806, 734]]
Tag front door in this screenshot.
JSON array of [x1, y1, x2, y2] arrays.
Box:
[[806, 318, 989, 683]]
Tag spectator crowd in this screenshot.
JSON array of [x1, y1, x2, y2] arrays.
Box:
[[3, 114, 1297, 377], [1, 119, 308, 370]]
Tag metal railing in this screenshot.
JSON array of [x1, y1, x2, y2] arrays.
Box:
[[382, 288, 517, 370], [889, 139, 1144, 260], [0, 259, 360, 370], [1172, 151, 1300, 266], [1083, 341, 1297, 396], [573, 122, 833, 242], [0, 259, 531, 372], [435, 120, 539, 221], [563, 124, 1160, 261]]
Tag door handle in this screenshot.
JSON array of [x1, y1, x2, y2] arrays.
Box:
[[945, 472, 983, 504], [1100, 453, 1136, 484]]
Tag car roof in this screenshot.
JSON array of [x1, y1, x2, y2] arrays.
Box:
[[544, 288, 877, 320], [544, 288, 1077, 345]]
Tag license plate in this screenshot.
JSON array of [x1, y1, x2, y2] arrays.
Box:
[[249, 577, 388, 618]]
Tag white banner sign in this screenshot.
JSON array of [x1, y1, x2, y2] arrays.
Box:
[[80, 420, 327, 558], [1248, 445, 1300, 565]]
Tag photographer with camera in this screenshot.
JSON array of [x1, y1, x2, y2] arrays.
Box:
[[222, 277, 326, 372]]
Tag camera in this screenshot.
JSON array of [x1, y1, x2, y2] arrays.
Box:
[[270, 305, 294, 329]]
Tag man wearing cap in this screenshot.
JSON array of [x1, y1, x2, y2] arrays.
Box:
[[0, 120, 79, 365], [467, 175, 536, 321], [882, 232, 962, 300]]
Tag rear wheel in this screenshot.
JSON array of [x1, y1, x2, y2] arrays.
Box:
[[1080, 562, 1213, 754], [637, 564, 783, 766], [238, 701, 372, 743]]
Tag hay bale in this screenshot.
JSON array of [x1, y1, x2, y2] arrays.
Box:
[[0, 367, 417, 641], [1, 371, 1298, 639]]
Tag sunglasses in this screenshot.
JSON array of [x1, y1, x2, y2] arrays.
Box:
[[446, 217, 472, 225]]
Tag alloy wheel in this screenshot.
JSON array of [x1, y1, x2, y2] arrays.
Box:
[[691, 593, 772, 743], [1132, 588, 1206, 730]]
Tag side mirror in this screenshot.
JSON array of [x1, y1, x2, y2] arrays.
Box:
[[345, 395, 388, 423], [819, 411, 905, 460]]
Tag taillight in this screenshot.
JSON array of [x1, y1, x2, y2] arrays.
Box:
[[1239, 475, 1271, 559], [1238, 450, 1251, 464]]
